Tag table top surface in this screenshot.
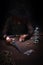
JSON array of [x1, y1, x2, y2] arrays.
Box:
[[0, 33, 43, 65]]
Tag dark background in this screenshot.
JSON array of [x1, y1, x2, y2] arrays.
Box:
[[0, 0, 43, 35], [0, 1, 43, 65]]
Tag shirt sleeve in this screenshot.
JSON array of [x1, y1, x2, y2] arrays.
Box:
[[2, 17, 12, 35]]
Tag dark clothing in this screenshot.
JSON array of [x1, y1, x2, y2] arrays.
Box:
[[3, 17, 33, 38], [7, 23, 28, 35], [3, 17, 28, 36]]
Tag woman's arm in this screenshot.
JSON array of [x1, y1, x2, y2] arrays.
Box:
[[2, 17, 11, 38], [27, 22, 34, 39]]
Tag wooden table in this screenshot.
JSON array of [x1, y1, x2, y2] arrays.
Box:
[[0, 33, 43, 65]]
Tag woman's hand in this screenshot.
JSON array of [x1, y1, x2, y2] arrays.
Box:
[[19, 34, 28, 42], [6, 36, 12, 43]]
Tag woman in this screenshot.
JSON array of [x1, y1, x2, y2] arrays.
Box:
[[3, 16, 33, 42]]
